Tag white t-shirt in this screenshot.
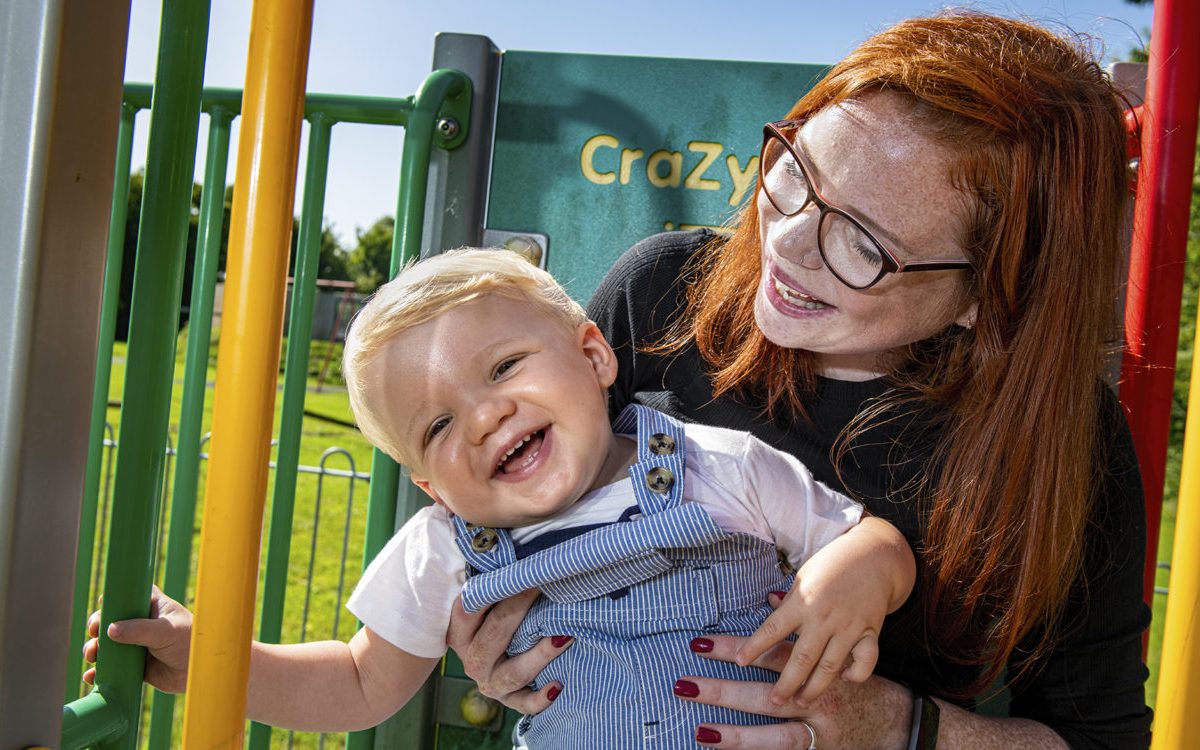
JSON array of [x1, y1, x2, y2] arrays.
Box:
[[347, 422, 862, 658]]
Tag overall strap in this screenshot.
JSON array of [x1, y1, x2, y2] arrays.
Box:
[[451, 514, 517, 573], [614, 404, 688, 516]]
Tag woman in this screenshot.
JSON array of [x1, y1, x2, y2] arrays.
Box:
[[448, 11, 1152, 749]]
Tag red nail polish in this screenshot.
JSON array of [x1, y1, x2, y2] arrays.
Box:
[[769, 590, 788, 600], [547, 685, 561, 701], [696, 726, 722, 743], [551, 635, 572, 648], [673, 679, 700, 698], [690, 637, 714, 653]]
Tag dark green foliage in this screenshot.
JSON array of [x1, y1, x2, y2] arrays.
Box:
[[347, 216, 395, 293], [119, 174, 353, 340]]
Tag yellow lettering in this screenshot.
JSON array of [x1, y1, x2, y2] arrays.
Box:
[[646, 150, 683, 188], [685, 141, 722, 190], [580, 134, 619, 185], [726, 153, 760, 206], [619, 148, 644, 185]]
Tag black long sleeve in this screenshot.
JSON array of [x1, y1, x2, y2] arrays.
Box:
[[586, 230, 1152, 749]]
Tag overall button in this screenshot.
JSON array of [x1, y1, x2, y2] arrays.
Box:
[[648, 433, 676, 455], [645, 467, 674, 494], [471, 528, 499, 552]]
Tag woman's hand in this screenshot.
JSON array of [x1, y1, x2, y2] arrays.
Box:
[[82, 585, 193, 694], [445, 589, 573, 714], [679, 634, 912, 749]]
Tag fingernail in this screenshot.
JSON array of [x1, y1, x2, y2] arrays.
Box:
[[696, 726, 722, 743], [547, 685, 561, 701], [551, 635, 573, 648], [769, 590, 788, 600], [690, 637, 714, 653], [673, 679, 700, 698]]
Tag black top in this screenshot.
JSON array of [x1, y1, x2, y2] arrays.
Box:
[[586, 230, 1152, 749]]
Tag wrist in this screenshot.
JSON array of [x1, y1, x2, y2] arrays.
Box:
[[877, 678, 916, 749]]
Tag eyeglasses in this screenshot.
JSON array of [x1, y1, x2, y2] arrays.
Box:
[[758, 119, 973, 290]]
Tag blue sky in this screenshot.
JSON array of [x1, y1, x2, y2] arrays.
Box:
[[122, 0, 1155, 247]]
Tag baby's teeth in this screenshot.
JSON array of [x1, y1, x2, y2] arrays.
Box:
[[498, 433, 533, 468]]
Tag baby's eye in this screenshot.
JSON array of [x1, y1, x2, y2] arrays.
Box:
[[426, 416, 451, 444], [492, 357, 521, 380]]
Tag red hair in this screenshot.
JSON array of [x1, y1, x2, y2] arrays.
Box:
[[668, 12, 1129, 696]]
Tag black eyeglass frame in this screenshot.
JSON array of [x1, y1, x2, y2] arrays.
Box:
[[759, 119, 974, 290]]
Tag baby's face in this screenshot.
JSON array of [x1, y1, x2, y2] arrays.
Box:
[[370, 293, 619, 527]]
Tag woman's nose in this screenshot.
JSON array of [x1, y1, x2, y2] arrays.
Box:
[[772, 209, 825, 270]]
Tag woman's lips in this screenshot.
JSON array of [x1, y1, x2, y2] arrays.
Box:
[[765, 262, 834, 316]]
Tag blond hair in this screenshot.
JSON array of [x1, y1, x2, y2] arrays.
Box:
[[343, 248, 588, 463]]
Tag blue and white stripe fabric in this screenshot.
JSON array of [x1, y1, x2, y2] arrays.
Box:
[[452, 404, 793, 748]]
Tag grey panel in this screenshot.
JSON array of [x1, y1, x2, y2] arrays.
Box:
[[0, 0, 131, 745]]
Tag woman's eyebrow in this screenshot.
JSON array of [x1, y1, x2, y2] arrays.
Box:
[[796, 132, 915, 257]]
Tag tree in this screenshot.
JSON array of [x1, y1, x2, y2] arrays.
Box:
[[118, 174, 350, 339], [316, 228, 350, 281], [346, 216, 394, 293], [115, 171, 208, 340]]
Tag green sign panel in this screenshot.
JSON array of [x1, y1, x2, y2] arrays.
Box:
[[486, 50, 827, 302]]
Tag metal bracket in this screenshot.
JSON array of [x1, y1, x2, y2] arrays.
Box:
[[434, 74, 473, 151]]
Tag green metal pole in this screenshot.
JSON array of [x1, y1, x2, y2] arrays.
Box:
[[145, 104, 234, 750], [60, 690, 130, 750], [68, 101, 138, 704], [86, 1, 211, 747], [347, 67, 471, 750], [127, 82, 420, 127], [247, 112, 335, 750]]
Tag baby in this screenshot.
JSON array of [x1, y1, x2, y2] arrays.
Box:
[[85, 248, 914, 748]]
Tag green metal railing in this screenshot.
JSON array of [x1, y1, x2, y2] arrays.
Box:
[[62, 1, 212, 747], [63, 27, 472, 746]]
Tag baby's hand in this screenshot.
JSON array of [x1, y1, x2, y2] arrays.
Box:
[[733, 516, 913, 707], [82, 585, 193, 693], [734, 580, 882, 708]]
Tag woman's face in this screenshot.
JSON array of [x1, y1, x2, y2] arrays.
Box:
[[754, 92, 975, 381]]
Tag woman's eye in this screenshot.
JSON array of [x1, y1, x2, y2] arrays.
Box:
[[854, 241, 884, 267]]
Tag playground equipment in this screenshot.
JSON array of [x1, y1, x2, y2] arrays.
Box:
[[1, 0, 1198, 748]]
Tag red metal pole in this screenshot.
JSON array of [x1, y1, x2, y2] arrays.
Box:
[[1118, 0, 1200, 609]]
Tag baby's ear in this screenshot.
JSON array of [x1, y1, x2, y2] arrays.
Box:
[[410, 475, 444, 505], [578, 321, 618, 388]]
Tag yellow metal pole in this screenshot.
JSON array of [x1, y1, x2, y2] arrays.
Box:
[[180, 0, 313, 747], [1153, 300, 1200, 746]]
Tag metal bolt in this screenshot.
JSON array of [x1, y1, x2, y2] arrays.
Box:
[[460, 687, 501, 727], [437, 117, 460, 139], [503, 235, 543, 266]]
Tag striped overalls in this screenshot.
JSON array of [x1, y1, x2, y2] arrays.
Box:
[[452, 405, 793, 749]]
